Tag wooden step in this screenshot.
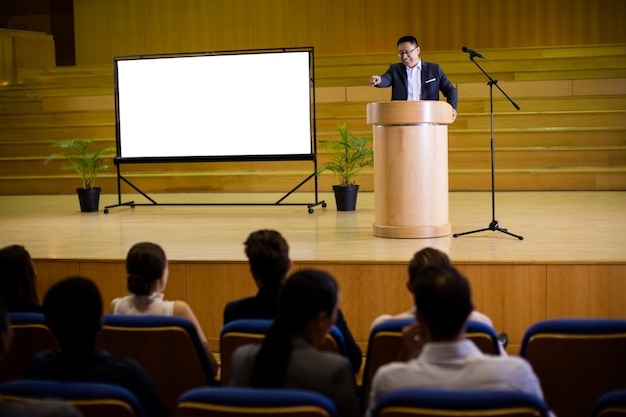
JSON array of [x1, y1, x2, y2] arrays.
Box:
[[1, 167, 625, 195]]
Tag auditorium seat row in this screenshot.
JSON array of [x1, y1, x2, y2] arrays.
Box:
[[1, 380, 626, 417], [3, 313, 626, 417]]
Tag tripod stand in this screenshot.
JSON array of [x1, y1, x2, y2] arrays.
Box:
[[453, 53, 523, 240]]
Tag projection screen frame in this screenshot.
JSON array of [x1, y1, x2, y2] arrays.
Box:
[[105, 46, 326, 213]]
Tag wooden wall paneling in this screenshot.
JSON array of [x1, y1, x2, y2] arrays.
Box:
[[74, 261, 128, 311], [322, 0, 367, 55], [73, 0, 626, 65], [73, 0, 112, 65], [185, 262, 254, 347], [143, 0, 183, 55], [285, 0, 328, 52], [455, 264, 547, 353], [33, 260, 81, 302], [177, 0, 218, 53], [546, 264, 626, 319], [108, 0, 146, 58]]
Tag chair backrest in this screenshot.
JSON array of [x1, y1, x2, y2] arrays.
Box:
[[219, 319, 272, 386], [0, 379, 146, 417], [372, 388, 550, 417], [361, 318, 500, 410], [465, 319, 501, 355], [219, 319, 351, 386], [100, 314, 217, 415], [177, 386, 339, 417], [0, 312, 59, 384], [589, 390, 626, 417], [520, 319, 626, 417]]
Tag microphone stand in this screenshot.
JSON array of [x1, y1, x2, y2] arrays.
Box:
[[453, 54, 523, 240]]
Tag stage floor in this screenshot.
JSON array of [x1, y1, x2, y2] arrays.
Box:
[[1, 191, 624, 264]]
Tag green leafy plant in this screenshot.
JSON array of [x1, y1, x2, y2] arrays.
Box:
[[44, 139, 114, 189], [317, 123, 374, 187]]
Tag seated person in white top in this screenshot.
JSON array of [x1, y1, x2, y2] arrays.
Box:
[[109, 241, 218, 376], [365, 264, 547, 417], [370, 247, 507, 354]]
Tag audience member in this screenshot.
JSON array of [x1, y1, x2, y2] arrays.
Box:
[[0, 245, 41, 312], [0, 294, 83, 417], [229, 269, 361, 417], [109, 241, 219, 376], [25, 276, 169, 417], [371, 247, 507, 353], [223, 229, 363, 373], [365, 264, 546, 417]]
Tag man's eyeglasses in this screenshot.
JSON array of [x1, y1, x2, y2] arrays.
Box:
[[397, 46, 418, 57]]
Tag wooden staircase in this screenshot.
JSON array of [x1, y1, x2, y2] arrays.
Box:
[[0, 44, 625, 195]]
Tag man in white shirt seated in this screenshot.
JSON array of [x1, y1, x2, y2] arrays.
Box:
[[370, 247, 508, 354], [365, 264, 547, 417]]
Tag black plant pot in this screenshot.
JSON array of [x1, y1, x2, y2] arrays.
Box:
[[333, 185, 359, 211], [76, 187, 101, 212]]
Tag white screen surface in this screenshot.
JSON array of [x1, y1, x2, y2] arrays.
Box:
[[115, 50, 313, 160]]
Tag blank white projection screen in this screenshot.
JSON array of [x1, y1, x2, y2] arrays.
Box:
[[115, 51, 313, 159]]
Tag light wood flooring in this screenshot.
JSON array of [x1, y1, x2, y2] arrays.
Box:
[[1, 191, 624, 264]]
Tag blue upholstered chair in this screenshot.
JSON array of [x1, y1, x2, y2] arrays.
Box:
[[361, 318, 501, 410], [219, 318, 350, 386], [100, 314, 218, 415], [589, 390, 626, 417], [176, 386, 339, 417], [372, 388, 550, 417], [520, 318, 626, 417], [0, 312, 58, 384], [0, 379, 146, 417]]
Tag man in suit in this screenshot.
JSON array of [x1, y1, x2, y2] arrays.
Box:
[[370, 35, 458, 121], [223, 229, 363, 374]]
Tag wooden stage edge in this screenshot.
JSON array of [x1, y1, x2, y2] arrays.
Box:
[[1, 191, 625, 355]]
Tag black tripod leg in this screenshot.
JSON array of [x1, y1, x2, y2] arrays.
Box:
[[453, 228, 491, 238], [495, 228, 524, 240]]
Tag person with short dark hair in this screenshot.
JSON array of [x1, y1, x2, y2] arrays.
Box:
[[0, 294, 83, 417], [370, 35, 458, 120], [25, 276, 169, 417], [110, 241, 219, 376], [0, 244, 41, 312], [371, 247, 500, 338], [223, 229, 363, 373], [230, 269, 361, 417], [365, 264, 545, 417]]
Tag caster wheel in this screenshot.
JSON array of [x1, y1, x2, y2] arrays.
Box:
[[322, 202, 327, 208], [308, 208, 314, 214]]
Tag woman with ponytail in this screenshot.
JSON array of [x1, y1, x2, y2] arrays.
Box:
[[229, 269, 361, 417], [109, 241, 218, 376]]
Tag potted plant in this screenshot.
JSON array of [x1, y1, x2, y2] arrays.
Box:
[[317, 123, 374, 211], [44, 139, 114, 212]]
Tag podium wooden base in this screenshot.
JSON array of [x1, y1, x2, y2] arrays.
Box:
[[367, 101, 454, 239], [373, 222, 452, 239]]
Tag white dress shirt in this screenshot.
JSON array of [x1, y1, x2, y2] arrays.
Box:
[[406, 60, 422, 101], [366, 339, 545, 417]]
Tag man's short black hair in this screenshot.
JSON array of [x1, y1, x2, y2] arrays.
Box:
[[244, 229, 290, 286], [397, 35, 419, 47], [414, 264, 473, 339]]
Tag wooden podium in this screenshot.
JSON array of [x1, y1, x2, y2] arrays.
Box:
[[366, 101, 454, 239]]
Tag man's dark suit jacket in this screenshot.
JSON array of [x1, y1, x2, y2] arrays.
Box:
[[223, 284, 363, 373], [26, 349, 169, 417], [377, 61, 458, 109]]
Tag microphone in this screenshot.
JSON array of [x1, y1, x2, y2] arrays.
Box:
[[462, 46, 485, 59]]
